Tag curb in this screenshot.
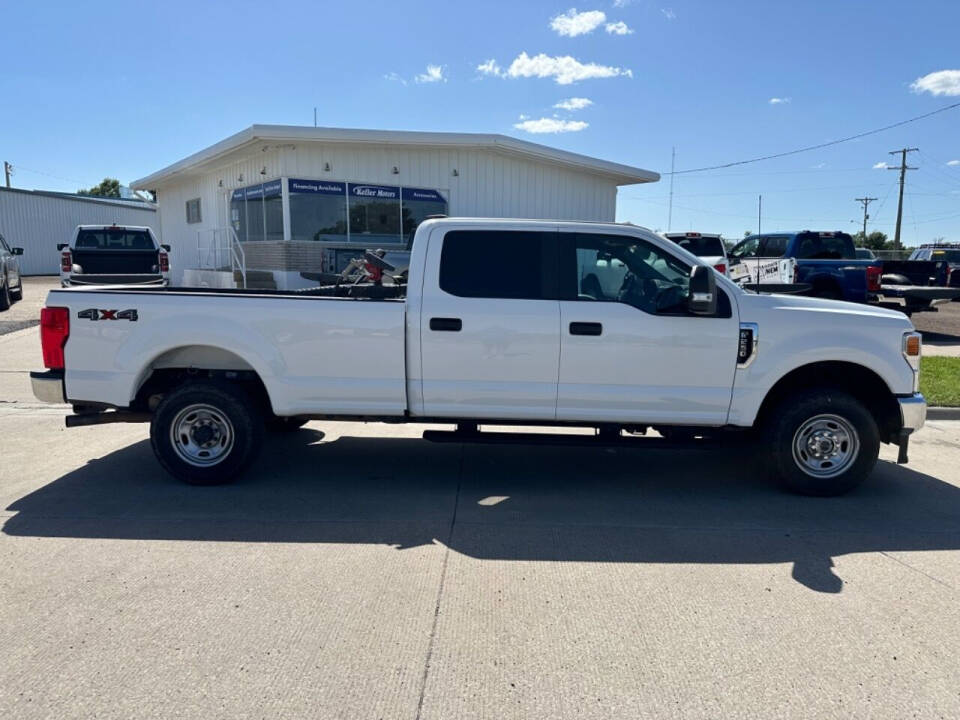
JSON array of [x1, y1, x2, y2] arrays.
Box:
[[927, 406, 960, 421]]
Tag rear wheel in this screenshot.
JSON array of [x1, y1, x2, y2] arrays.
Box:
[[764, 389, 879, 496], [150, 381, 263, 485]]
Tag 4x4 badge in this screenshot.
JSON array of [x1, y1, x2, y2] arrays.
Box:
[[78, 308, 138, 322]]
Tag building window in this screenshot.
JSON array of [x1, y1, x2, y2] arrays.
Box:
[[289, 179, 347, 242], [348, 183, 401, 245], [230, 180, 281, 242], [186, 198, 202, 224], [401, 187, 447, 243]]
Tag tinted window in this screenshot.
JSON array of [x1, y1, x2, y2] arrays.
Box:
[[439, 230, 551, 299], [667, 235, 724, 257], [74, 229, 154, 250], [793, 232, 855, 260], [930, 249, 960, 262], [760, 236, 789, 257]]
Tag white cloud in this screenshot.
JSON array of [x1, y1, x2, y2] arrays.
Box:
[[415, 64, 446, 84], [873, 162, 890, 169], [383, 72, 407, 86], [550, 8, 607, 37], [768, 97, 791, 104], [554, 97, 593, 111], [910, 69, 960, 96], [476, 59, 503, 77], [661, 8, 676, 20], [947, 159, 960, 166], [605, 20, 634, 35], [514, 117, 589, 134], [613, 0, 632, 6], [505, 52, 632, 85]]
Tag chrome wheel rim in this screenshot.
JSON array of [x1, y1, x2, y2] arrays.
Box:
[[792, 413, 859, 479], [169, 403, 234, 467]]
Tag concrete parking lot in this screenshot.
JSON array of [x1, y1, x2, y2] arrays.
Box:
[[2, 284, 960, 718]]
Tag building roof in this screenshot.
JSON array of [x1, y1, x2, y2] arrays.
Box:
[[131, 124, 659, 189], [0, 185, 156, 210]]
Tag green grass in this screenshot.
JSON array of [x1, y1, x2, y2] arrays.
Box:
[[919, 356, 960, 407]]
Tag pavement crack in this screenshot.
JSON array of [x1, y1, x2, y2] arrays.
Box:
[[414, 442, 464, 720], [879, 550, 955, 591]]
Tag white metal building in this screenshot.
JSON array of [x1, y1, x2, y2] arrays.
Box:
[[0, 187, 158, 275], [131, 125, 658, 288]]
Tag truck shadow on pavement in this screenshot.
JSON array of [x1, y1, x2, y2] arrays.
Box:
[[5, 429, 960, 593]]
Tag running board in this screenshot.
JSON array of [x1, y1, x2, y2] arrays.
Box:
[[422, 429, 710, 448]]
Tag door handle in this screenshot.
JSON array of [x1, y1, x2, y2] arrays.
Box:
[[569, 321, 602, 336], [430, 317, 462, 332]]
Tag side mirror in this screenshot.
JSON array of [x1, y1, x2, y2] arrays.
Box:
[[161, 244, 171, 251], [12, 247, 23, 255], [688, 264, 718, 316], [57, 243, 68, 251]]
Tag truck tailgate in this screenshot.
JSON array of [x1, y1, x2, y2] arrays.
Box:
[[50, 288, 408, 416]]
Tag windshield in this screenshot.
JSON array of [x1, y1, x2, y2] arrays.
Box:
[[75, 228, 155, 250], [668, 235, 724, 257]]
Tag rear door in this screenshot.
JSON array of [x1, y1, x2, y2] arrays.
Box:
[[556, 230, 739, 425], [418, 227, 561, 420]]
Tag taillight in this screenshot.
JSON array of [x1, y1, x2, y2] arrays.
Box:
[[866, 265, 882, 293], [60, 250, 72, 273], [713, 263, 726, 275], [40, 307, 70, 370], [158, 251, 169, 273]]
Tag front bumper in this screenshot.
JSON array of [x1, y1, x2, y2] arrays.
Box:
[[30, 370, 66, 404], [898, 393, 927, 432]]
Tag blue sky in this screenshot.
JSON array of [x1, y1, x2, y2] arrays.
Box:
[[3, 0, 959, 243]]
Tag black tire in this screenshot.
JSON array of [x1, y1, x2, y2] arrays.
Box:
[[150, 381, 264, 485], [10, 280, 22, 302], [764, 389, 879, 496], [0, 275, 10, 311], [267, 416, 309, 432]]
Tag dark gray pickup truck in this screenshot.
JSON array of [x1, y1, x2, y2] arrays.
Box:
[[58, 225, 169, 287]]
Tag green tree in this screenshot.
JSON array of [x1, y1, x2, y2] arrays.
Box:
[[743, 230, 753, 238], [78, 177, 121, 198], [853, 230, 889, 251]]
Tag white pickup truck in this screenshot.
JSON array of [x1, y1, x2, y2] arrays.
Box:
[[31, 218, 926, 496]]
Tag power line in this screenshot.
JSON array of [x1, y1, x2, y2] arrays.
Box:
[[666, 101, 960, 176]]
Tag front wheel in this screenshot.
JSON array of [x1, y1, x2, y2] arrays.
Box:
[[150, 381, 264, 485], [10, 280, 22, 301], [0, 276, 10, 311], [764, 389, 879, 496]]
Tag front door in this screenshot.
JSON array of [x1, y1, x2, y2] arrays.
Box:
[[418, 228, 561, 420], [556, 231, 739, 425]]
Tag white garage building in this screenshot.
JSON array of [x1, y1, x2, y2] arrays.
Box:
[[0, 187, 157, 275], [131, 125, 658, 289]]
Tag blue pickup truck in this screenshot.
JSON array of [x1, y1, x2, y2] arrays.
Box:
[[728, 230, 881, 303]]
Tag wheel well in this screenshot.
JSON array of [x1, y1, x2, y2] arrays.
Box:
[[132, 346, 272, 415], [755, 361, 901, 443]]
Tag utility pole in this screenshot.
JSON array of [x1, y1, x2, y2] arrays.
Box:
[[888, 147, 918, 252], [3, 161, 11, 188], [855, 196, 877, 244], [757, 194, 762, 235], [313, 107, 317, 127], [667, 146, 675, 231]]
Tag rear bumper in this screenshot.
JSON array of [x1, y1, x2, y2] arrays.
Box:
[[898, 393, 927, 432], [63, 274, 167, 287], [30, 370, 66, 404]]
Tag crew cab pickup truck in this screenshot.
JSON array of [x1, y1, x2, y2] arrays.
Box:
[[58, 225, 170, 287], [31, 219, 926, 496], [662, 232, 728, 276], [728, 231, 881, 303]]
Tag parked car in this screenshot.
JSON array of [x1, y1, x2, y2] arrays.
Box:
[[855, 247, 877, 260], [58, 225, 169, 287], [728, 231, 881, 303], [663, 232, 728, 276], [0, 232, 24, 311], [31, 218, 925, 496]]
